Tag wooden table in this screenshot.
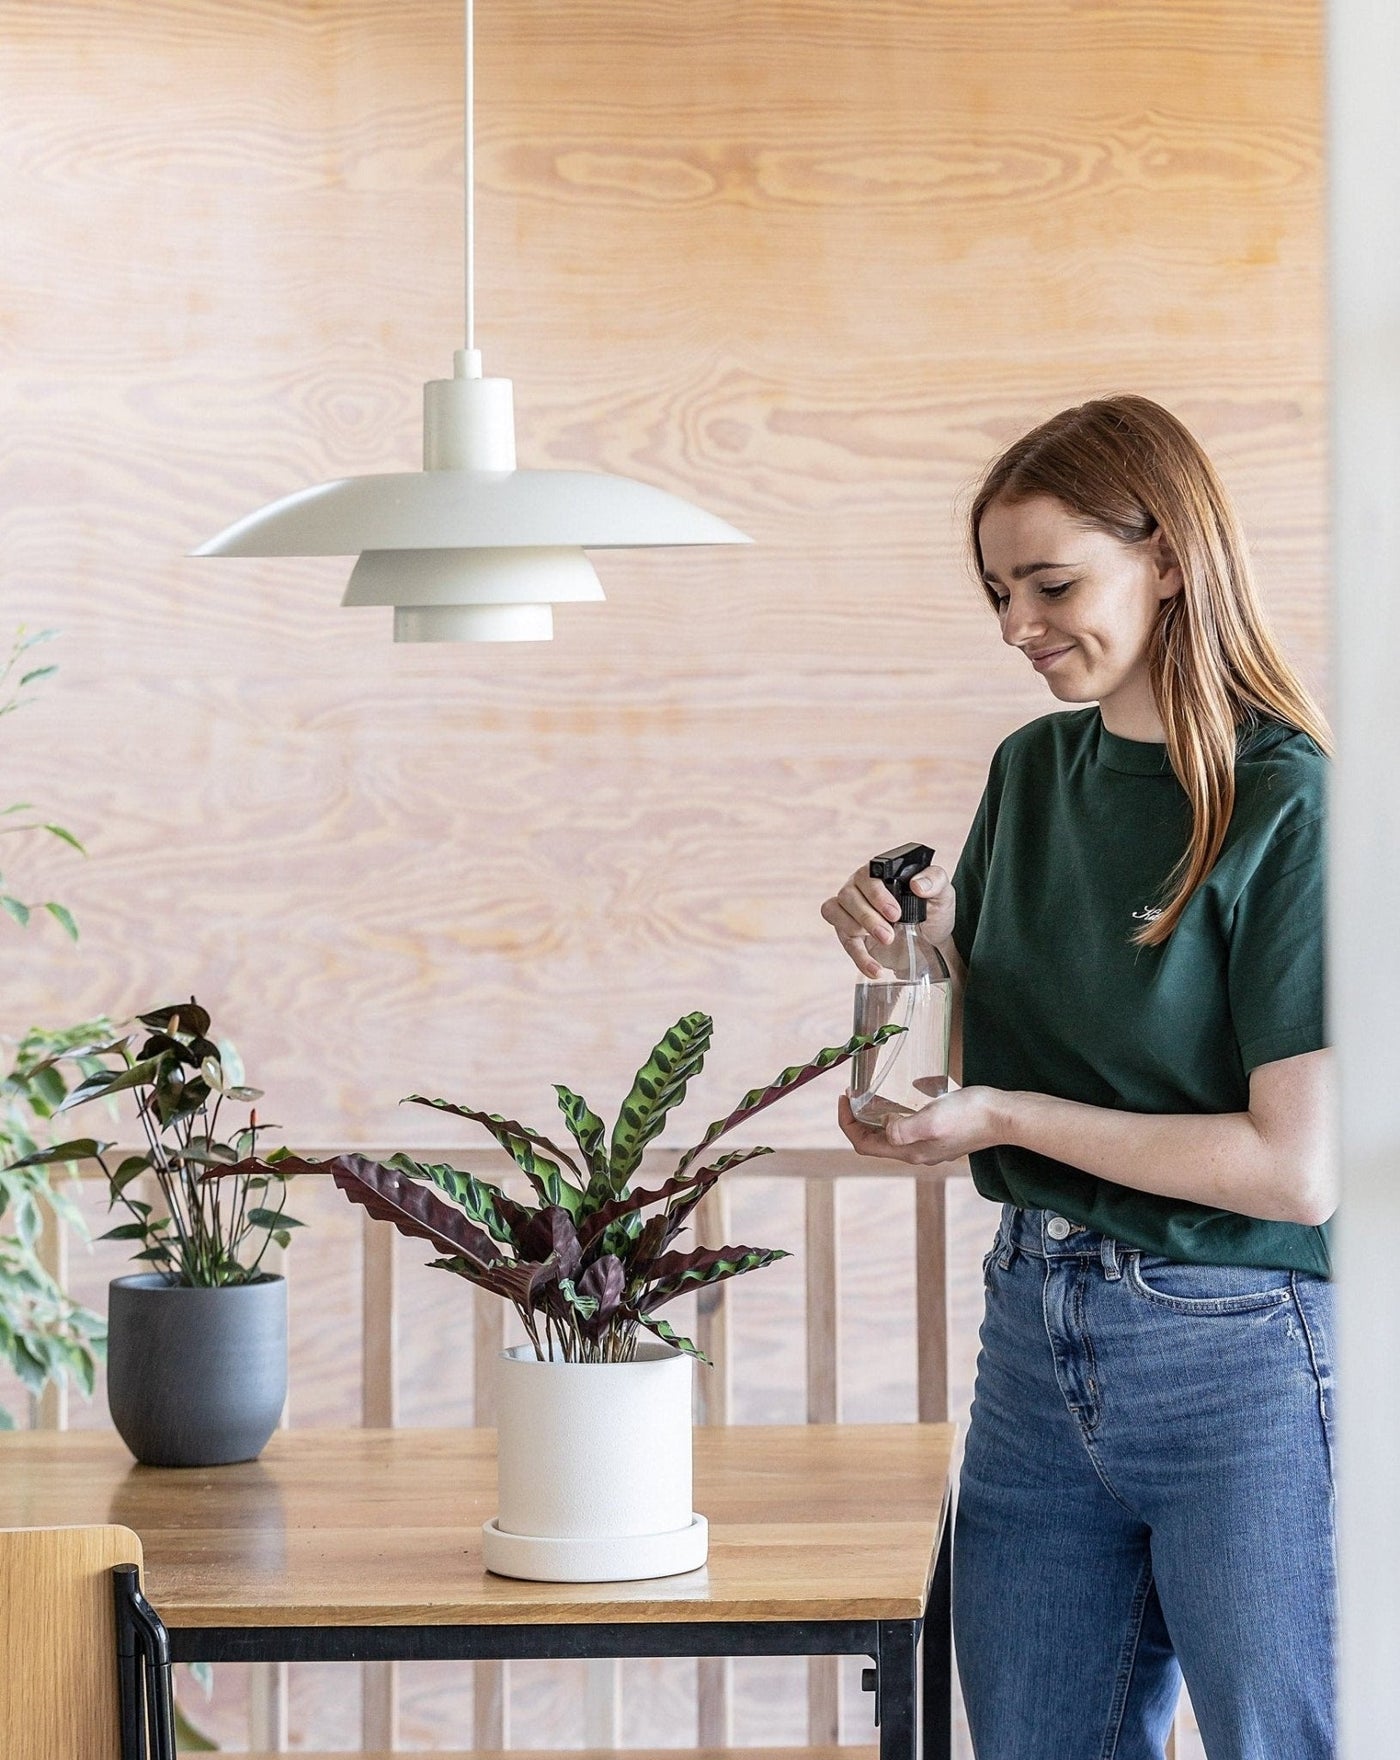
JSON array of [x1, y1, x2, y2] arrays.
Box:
[[0, 1423, 955, 1760]]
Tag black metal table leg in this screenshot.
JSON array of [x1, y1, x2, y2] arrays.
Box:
[[112, 1564, 177, 1760], [113, 1567, 144, 1760], [877, 1619, 920, 1760], [921, 1524, 953, 1760]]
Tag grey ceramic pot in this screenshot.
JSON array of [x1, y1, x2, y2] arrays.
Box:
[[106, 1273, 287, 1467]]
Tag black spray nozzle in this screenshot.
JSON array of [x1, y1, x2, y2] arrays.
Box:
[[869, 842, 936, 923]]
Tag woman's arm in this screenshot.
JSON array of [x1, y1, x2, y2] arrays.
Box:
[[839, 1047, 1336, 1227]]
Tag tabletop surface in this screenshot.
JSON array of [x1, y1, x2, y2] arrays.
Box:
[[0, 1424, 954, 1629]]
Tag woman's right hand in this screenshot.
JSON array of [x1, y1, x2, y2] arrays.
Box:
[[820, 860, 956, 979]]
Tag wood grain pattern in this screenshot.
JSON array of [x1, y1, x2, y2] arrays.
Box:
[[0, 1426, 953, 1627], [2, 0, 1324, 1161], [0, 1524, 142, 1760], [1, 0, 1313, 1749]]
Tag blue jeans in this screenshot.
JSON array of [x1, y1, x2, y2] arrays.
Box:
[[954, 1205, 1336, 1760]]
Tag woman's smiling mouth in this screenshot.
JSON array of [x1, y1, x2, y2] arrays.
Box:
[[1029, 644, 1075, 672]]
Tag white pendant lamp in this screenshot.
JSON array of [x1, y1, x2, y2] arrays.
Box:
[[195, 2, 750, 642]]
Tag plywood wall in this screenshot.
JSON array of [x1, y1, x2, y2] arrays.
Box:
[[3, 0, 1323, 1150]]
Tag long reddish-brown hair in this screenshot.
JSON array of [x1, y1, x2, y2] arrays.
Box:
[[970, 395, 1331, 946]]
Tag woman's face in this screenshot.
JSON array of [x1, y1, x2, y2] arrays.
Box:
[[977, 493, 1182, 736]]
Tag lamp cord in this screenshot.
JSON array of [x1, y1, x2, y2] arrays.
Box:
[[464, 0, 475, 352]]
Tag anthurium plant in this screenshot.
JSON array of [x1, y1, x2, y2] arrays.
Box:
[[237, 1013, 900, 1365], [10, 999, 303, 1287]]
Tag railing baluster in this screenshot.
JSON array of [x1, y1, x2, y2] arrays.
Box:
[[805, 1177, 842, 1742], [474, 1285, 507, 1748], [694, 1183, 732, 1745], [248, 1659, 289, 1751], [584, 1658, 622, 1747], [474, 1653, 509, 1751], [246, 1226, 290, 1749], [362, 1217, 397, 1428], [32, 1199, 68, 1431], [915, 1178, 951, 1423], [694, 1184, 732, 1427], [361, 1218, 399, 1750]]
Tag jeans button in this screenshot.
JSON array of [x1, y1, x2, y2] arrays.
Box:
[[1046, 1215, 1072, 1240]]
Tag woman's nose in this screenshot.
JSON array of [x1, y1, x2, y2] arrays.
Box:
[[1000, 596, 1045, 649]]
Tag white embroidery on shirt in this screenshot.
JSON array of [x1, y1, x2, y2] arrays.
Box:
[[1131, 905, 1164, 923]]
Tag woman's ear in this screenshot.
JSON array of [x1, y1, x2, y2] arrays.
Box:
[[1149, 524, 1185, 601]]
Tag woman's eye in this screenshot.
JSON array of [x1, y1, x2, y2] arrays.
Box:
[[1039, 582, 1071, 600], [993, 595, 1009, 613]]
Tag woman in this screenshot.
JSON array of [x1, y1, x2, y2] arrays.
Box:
[[822, 396, 1334, 1760]]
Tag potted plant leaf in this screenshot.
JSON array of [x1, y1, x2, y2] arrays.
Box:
[[0, 627, 108, 1425], [9, 999, 303, 1466], [0, 1022, 115, 1428], [240, 1012, 897, 1582]]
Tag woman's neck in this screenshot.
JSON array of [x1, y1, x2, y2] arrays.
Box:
[[1097, 664, 1167, 743]]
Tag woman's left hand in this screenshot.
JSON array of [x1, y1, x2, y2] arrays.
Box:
[[838, 1087, 1010, 1165]]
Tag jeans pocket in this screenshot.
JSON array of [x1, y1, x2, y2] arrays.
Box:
[[1125, 1252, 1295, 1314]]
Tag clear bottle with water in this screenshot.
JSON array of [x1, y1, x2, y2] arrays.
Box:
[[848, 842, 953, 1125]]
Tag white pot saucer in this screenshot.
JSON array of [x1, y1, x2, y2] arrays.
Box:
[[481, 1513, 709, 1583]]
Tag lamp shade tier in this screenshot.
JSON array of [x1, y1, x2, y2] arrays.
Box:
[[393, 604, 554, 642], [195, 468, 751, 558], [344, 546, 604, 607]]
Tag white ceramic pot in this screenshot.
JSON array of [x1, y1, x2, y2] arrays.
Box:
[[481, 1340, 709, 1582]]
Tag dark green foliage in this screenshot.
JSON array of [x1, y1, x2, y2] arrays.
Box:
[[7, 1001, 304, 1288], [321, 1014, 901, 1364]]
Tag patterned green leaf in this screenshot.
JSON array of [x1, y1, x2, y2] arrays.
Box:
[[231, 1152, 524, 1296], [593, 1208, 646, 1261], [427, 1254, 540, 1305], [403, 1096, 586, 1211], [556, 1276, 600, 1321], [554, 1085, 609, 1183], [385, 1153, 529, 1248], [674, 1026, 904, 1174], [641, 1244, 792, 1310], [609, 1012, 713, 1191], [635, 1313, 710, 1364]]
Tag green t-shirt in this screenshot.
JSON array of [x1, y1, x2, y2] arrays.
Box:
[[952, 707, 1329, 1274]]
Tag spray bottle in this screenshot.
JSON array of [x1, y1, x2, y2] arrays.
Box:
[[847, 842, 953, 1126]]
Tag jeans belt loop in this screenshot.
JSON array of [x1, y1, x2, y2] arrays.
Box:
[[997, 1205, 1019, 1270], [1100, 1234, 1122, 1280]]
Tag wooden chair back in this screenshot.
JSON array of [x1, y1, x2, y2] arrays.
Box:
[[0, 1524, 143, 1760]]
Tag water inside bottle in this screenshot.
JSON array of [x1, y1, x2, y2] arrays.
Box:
[[848, 978, 952, 1125]]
